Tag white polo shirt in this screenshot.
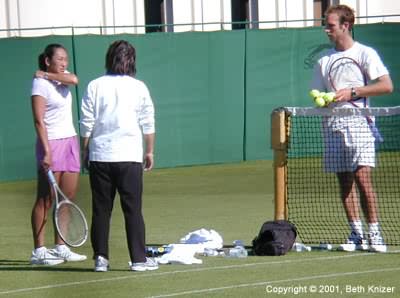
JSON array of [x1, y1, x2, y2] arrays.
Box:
[[311, 42, 389, 108], [31, 78, 77, 140], [80, 75, 155, 162]]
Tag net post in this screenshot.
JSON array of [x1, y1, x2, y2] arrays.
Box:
[[271, 108, 288, 220]]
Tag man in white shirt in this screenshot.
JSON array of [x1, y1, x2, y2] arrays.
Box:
[[310, 5, 393, 253], [80, 40, 158, 272]]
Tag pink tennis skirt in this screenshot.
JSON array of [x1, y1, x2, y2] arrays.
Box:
[[36, 136, 80, 172]]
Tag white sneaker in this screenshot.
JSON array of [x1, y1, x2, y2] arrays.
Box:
[[338, 232, 369, 252], [369, 232, 387, 253], [48, 245, 87, 262], [30, 247, 64, 266], [94, 256, 109, 272], [129, 257, 159, 271]]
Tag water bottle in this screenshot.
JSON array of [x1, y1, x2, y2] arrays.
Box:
[[227, 240, 248, 258], [233, 240, 245, 247], [146, 246, 171, 257], [321, 243, 332, 250], [292, 242, 311, 252], [228, 246, 248, 258], [316, 243, 333, 251]]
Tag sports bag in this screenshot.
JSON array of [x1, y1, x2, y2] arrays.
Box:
[[252, 220, 297, 256]]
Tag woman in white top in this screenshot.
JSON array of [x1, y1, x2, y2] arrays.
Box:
[[30, 44, 86, 265]]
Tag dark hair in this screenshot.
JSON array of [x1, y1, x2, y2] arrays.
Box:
[[105, 40, 136, 76], [38, 43, 66, 71], [325, 5, 355, 31]]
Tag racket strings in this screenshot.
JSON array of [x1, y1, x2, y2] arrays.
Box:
[[329, 58, 365, 91], [55, 202, 87, 247]]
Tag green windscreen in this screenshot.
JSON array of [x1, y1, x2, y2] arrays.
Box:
[[0, 23, 399, 181]]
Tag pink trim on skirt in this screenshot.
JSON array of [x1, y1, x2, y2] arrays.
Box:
[[36, 136, 81, 172]]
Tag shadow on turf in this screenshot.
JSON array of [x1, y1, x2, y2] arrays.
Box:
[[147, 243, 254, 249], [0, 259, 94, 272], [0, 260, 164, 272], [0, 243, 257, 271]]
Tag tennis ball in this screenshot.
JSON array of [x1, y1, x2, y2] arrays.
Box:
[[309, 89, 320, 99], [323, 92, 335, 103], [314, 96, 326, 107]]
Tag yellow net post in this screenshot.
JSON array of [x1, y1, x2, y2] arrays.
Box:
[[271, 108, 289, 220]]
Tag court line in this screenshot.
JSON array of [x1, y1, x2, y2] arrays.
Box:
[[147, 267, 400, 298], [0, 252, 396, 295]]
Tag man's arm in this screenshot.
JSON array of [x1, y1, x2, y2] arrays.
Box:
[[143, 133, 155, 171], [335, 74, 393, 102]]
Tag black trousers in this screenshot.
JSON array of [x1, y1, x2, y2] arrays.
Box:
[[89, 161, 146, 262]]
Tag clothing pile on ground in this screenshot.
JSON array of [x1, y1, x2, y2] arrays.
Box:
[[155, 228, 223, 265]]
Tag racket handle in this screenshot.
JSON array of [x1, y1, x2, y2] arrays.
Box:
[[369, 123, 384, 143], [47, 170, 57, 184], [373, 128, 384, 143]]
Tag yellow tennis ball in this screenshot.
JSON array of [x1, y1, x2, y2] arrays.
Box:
[[314, 97, 326, 107], [309, 89, 320, 99], [323, 92, 335, 103]]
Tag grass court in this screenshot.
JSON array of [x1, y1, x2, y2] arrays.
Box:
[[0, 161, 399, 297]]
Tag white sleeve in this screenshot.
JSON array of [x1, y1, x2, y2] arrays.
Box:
[[80, 84, 96, 137], [31, 78, 49, 98], [364, 48, 389, 81], [138, 83, 155, 135]]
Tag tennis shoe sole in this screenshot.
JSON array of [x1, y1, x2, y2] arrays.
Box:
[[369, 244, 387, 253], [129, 258, 159, 271], [337, 243, 369, 252]]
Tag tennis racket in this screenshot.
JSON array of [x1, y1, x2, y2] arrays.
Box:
[[328, 56, 383, 142], [47, 170, 88, 247]]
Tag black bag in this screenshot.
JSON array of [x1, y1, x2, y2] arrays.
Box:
[[252, 220, 297, 256]]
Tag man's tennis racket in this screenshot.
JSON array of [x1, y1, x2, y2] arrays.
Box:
[[47, 170, 88, 247], [328, 56, 383, 142]]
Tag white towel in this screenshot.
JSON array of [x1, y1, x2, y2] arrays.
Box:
[[155, 244, 203, 265], [179, 228, 223, 249], [155, 229, 224, 265]]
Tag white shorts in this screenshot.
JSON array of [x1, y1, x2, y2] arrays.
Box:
[[322, 118, 376, 173]]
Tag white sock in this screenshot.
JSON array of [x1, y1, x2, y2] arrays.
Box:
[[55, 244, 67, 251], [350, 220, 363, 236], [369, 222, 380, 234], [35, 246, 46, 254]]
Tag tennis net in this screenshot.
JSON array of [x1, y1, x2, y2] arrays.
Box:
[[271, 106, 400, 245]]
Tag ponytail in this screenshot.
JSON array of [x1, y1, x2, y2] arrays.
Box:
[[38, 53, 46, 71]]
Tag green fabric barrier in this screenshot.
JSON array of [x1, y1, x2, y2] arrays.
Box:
[[0, 24, 398, 181], [353, 24, 400, 107], [73, 31, 246, 169], [244, 27, 328, 161]]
